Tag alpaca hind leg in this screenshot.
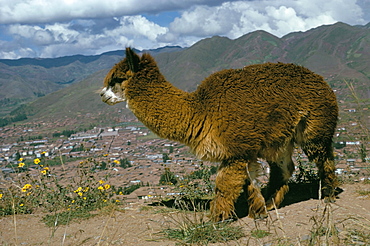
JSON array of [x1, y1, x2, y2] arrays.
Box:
[[265, 145, 295, 210], [303, 143, 338, 202], [298, 109, 339, 202], [210, 159, 266, 221]]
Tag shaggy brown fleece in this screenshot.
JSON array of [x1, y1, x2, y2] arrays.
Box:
[[101, 48, 339, 221]]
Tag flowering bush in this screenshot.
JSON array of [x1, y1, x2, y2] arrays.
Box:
[[0, 157, 122, 223]]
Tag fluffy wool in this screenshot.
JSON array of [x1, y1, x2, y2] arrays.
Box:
[[101, 48, 339, 221]]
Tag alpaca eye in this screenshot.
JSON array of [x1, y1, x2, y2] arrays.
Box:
[[109, 78, 124, 86]]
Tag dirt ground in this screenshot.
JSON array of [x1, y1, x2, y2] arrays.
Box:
[[1, 183, 369, 246]]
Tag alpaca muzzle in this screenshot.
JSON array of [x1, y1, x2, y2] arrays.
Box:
[[100, 87, 125, 105]]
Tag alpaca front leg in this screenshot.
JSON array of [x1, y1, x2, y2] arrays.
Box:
[[210, 159, 266, 221], [246, 161, 268, 219], [210, 160, 248, 221]]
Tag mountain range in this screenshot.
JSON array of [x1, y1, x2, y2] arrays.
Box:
[[1, 22, 369, 127]]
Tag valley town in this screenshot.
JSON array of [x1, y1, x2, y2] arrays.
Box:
[[0, 106, 369, 204]]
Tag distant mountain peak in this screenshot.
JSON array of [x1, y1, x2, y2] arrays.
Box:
[[1, 22, 370, 124]]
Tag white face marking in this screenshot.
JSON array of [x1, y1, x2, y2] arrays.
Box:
[[100, 87, 125, 105]]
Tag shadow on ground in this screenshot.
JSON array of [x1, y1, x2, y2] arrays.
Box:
[[152, 181, 343, 219], [233, 181, 322, 218]]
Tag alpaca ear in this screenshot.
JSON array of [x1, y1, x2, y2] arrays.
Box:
[[125, 47, 140, 73]]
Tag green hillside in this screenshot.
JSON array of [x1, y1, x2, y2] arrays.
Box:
[[9, 69, 134, 128], [2, 22, 370, 127], [156, 22, 370, 101], [0, 55, 123, 117], [0, 46, 182, 117]]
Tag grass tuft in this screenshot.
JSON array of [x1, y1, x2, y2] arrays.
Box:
[[161, 220, 244, 244], [251, 229, 271, 238]]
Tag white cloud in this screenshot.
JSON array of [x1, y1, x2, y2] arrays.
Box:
[[100, 16, 170, 51], [0, 39, 36, 59], [0, 0, 235, 24], [116, 16, 168, 41], [8, 23, 80, 45], [0, 0, 368, 58], [3, 15, 171, 57], [167, 0, 366, 41]]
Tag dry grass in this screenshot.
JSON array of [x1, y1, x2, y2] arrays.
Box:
[[1, 164, 370, 245], [153, 163, 370, 245]]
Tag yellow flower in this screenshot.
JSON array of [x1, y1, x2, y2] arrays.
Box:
[[83, 197, 87, 200], [0, 194, 3, 199], [34, 158, 41, 165], [83, 187, 89, 192], [104, 184, 111, 190], [71, 200, 75, 203], [43, 167, 49, 170], [41, 151, 46, 155], [18, 162, 25, 168], [22, 184, 32, 190], [103, 154, 108, 157], [41, 170, 47, 175], [26, 192, 31, 196], [99, 180, 105, 184], [119, 191, 123, 195], [18, 158, 24, 162], [77, 192, 83, 197], [115, 200, 120, 203], [103, 199, 107, 203], [113, 160, 120, 164], [74, 187, 83, 193], [98, 186, 104, 191], [19, 203, 24, 207]]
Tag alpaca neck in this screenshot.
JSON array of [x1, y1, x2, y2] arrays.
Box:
[[126, 73, 194, 143]]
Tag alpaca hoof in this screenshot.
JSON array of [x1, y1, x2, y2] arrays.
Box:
[[265, 199, 276, 211], [249, 209, 268, 220], [323, 187, 343, 203], [265, 203, 274, 211], [210, 209, 236, 222], [322, 186, 342, 203], [251, 212, 268, 220]]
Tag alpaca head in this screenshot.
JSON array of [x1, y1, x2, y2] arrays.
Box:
[[100, 48, 140, 105]]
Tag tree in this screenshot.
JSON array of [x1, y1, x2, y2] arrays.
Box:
[[100, 161, 107, 170], [169, 146, 174, 153], [159, 168, 177, 185], [15, 152, 21, 160], [120, 158, 132, 169], [162, 153, 170, 163], [360, 143, 367, 162]]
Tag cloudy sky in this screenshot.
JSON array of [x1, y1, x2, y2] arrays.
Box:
[[0, 0, 369, 59]]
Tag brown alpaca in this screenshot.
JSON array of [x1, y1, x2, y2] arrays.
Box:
[[100, 48, 339, 221]]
